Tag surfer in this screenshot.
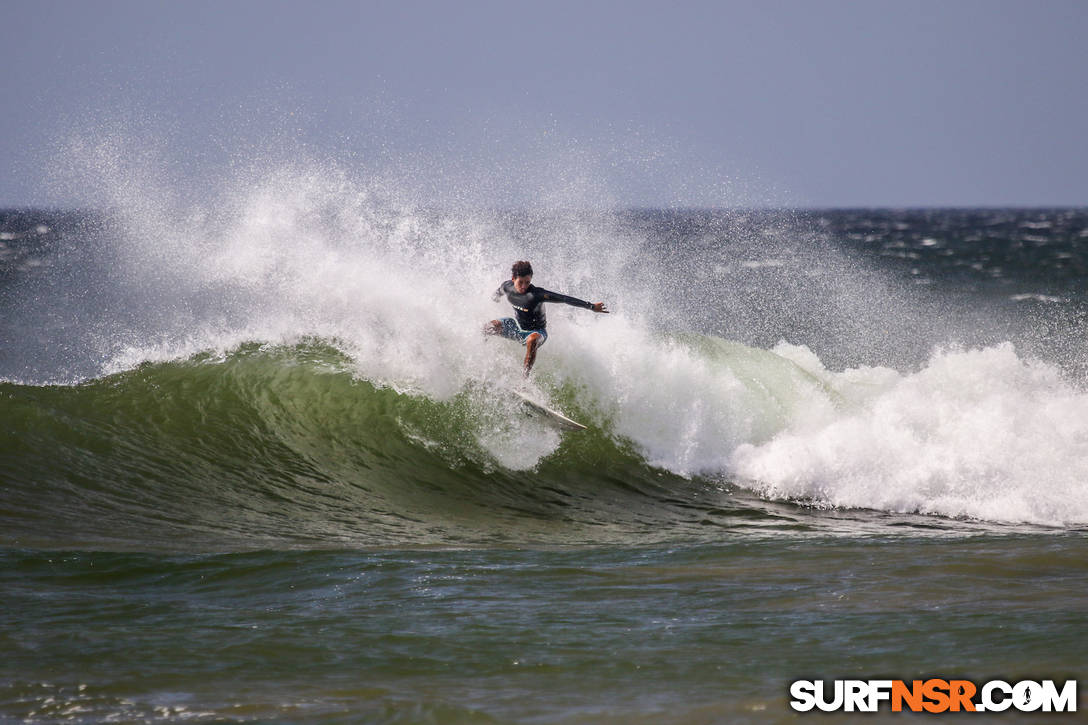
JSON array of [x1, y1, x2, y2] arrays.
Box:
[[485, 260, 609, 375]]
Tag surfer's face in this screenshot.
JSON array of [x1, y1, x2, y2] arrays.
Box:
[[513, 275, 532, 294]]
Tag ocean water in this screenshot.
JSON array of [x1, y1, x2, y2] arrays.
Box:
[[2, 183, 1087, 723]]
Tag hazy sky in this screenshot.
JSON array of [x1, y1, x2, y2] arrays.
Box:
[[4, 0, 1087, 208]]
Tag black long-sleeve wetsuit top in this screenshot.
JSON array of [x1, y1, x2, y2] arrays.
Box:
[[493, 280, 593, 330]]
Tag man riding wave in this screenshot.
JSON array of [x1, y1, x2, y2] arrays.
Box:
[[485, 260, 608, 375]]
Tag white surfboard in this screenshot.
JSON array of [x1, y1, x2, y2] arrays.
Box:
[[511, 389, 587, 431]]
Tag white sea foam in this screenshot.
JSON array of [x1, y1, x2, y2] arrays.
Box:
[[1010, 293, 1065, 304], [731, 343, 1088, 526]]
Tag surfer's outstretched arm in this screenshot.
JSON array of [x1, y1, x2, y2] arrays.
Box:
[[538, 289, 610, 314]]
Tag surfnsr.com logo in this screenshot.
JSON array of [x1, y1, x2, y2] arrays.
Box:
[[790, 679, 1077, 713]]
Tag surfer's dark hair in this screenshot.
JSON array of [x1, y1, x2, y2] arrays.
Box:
[[512, 260, 533, 278]]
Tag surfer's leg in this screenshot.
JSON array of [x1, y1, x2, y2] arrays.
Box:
[[484, 319, 503, 336], [523, 332, 542, 375]]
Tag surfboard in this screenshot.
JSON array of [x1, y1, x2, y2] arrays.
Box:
[[511, 389, 587, 431]]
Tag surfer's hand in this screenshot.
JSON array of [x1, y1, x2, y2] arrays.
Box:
[[592, 302, 609, 313]]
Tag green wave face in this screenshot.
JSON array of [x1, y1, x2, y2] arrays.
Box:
[[3, 340, 804, 551], [6, 336, 1058, 550]]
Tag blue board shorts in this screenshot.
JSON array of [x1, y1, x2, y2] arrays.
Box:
[[498, 318, 547, 347]]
